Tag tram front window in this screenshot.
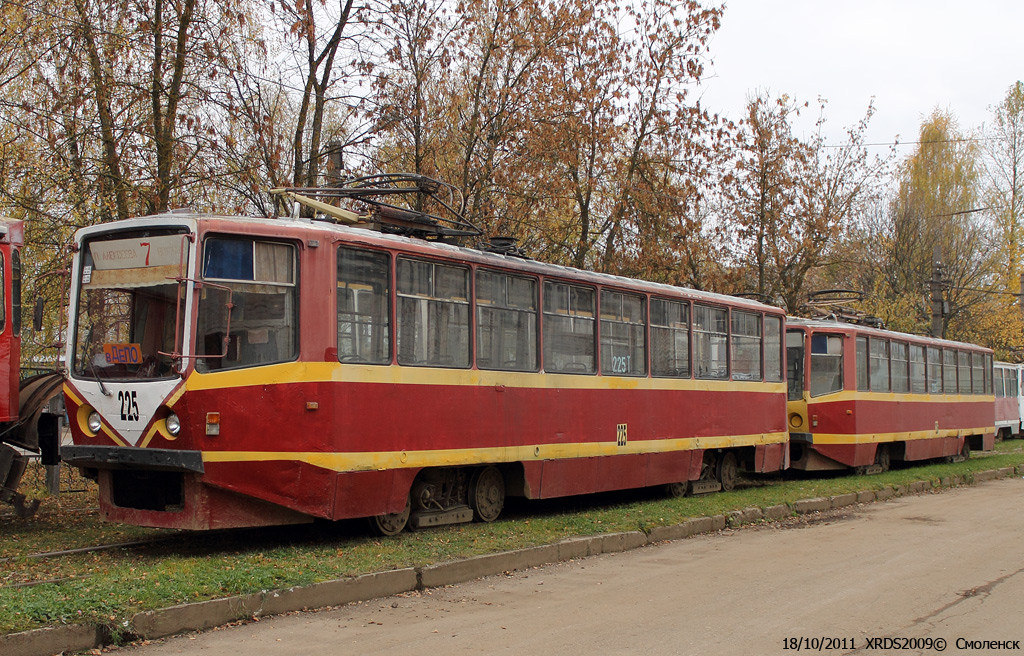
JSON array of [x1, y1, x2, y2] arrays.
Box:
[[73, 234, 187, 380]]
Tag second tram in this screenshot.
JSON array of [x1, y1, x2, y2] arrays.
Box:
[[786, 318, 995, 473]]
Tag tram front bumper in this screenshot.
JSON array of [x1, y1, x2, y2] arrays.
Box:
[[61, 445, 205, 474]]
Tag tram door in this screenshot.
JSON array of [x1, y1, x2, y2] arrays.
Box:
[[786, 329, 809, 436]]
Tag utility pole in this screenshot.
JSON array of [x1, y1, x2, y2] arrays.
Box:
[[1019, 273, 1024, 320], [930, 246, 946, 338]]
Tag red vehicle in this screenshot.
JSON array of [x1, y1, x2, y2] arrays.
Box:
[[785, 318, 994, 473], [60, 180, 789, 533], [994, 361, 1022, 440], [0, 217, 64, 516]]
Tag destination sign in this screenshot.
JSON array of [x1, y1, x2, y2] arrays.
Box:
[[103, 343, 143, 365], [89, 235, 184, 270]]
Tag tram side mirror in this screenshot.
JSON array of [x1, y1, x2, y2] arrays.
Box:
[[33, 296, 44, 333]]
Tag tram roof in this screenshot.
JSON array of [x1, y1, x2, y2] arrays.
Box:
[[786, 316, 992, 353], [76, 211, 784, 315]]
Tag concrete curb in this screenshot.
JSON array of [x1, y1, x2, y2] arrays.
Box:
[[0, 624, 106, 656], [8, 465, 1023, 655]]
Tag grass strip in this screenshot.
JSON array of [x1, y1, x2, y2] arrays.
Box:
[[2, 442, 1023, 638]]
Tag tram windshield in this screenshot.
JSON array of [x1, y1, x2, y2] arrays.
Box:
[[72, 232, 188, 380]]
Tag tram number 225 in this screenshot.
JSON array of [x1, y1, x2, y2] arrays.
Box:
[[118, 390, 140, 422]]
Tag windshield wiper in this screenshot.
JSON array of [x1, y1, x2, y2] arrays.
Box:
[[83, 325, 112, 397]]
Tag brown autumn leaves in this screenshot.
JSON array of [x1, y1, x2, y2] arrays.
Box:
[[1, 0, 1022, 355]]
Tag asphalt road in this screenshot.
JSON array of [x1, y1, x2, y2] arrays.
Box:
[[123, 478, 1024, 655]]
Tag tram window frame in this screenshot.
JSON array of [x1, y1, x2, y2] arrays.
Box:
[[650, 297, 690, 378], [909, 344, 927, 394], [599, 289, 646, 376], [694, 304, 728, 380], [926, 346, 942, 394], [971, 352, 985, 394], [765, 315, 783, 382], [996, 367, 1007, 398], [986, 354, 994, 394], [810, 333, 843, 397], [396, 257, 471, 369], [731, 310, 762, 381], [786, 329, 805, 400], [197, 237, 299, 372], [336, 247, 391, 365], [0, 250, 5, 333], [856, 336, 869, 391], [542, 280, 596, 374], [957, 350, 971, 394], [476, 269, 539, 372], [11, 249, 20, 336], [943, 349, 958, 394], [869, 338, 890, 393], [891, 341, 909, 393]]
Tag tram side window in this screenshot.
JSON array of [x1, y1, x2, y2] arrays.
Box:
[[913, 345, 929, 390], [11, 249, 20, 336], [856, 336, 868, 391], [1012, 369, 1020, 398], [694, 304, 728, 380], [986, 354, 994, 394], [943, 349, 958, 393], [731, 310, 761, 380], [957, 351, 971, 394], [543, 282, 595, 374], [765, 316, 783, 382], [651, 298, 690, 378], [926, 347, 942, 393], [869, 339, 890, 392], [197, 238, 297, 371], [971, 353, 985, 394], [810, 334, 843, 396], [891, 342, 909, 393], [0, 251, 5, 332], [910, 345, 926, 394], [337, 248, 390, 364], [476, 270, 538, 372], [397, 258, 470, 368], [600, 290, 645, 376], [996, 368, 1006, 398]]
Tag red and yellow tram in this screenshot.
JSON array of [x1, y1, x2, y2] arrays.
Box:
[[61, 212, 789, 532], [785, 318, 995, 473]]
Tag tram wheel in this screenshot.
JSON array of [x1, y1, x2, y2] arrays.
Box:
[[665, 481, 690, 498], [469, 466, 505, 523], [716, 452, 738, 492], [875, 445, 891, 473], [370, 496, 411, 536]]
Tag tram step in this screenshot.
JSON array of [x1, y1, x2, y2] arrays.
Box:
[[690, 480, 723, 495], [410, 506, 474, 529]]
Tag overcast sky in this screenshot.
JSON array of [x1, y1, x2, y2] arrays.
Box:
[[696, 0, 1024, 150]]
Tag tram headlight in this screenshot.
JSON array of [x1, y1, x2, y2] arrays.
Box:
[[87, 411, 102, 434], [165, 413, 181, 437]]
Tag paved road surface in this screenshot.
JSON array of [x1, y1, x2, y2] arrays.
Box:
[[124, 479, 1024, 655]]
